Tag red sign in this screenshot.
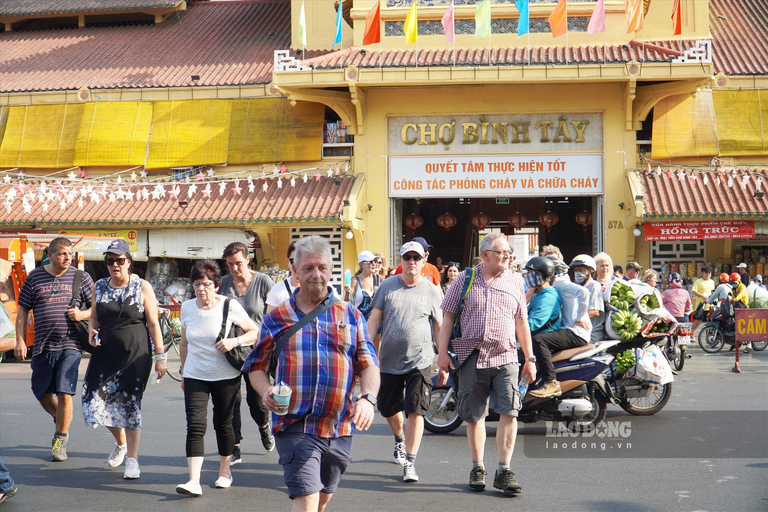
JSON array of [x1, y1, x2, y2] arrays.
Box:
[[644, 221, 755, 241], [735, 309, 768, 343]]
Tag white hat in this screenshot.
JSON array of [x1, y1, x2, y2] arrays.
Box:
[[358, 250, 375, 264], [737, 262, 747, 269], [400, 241, 425, 257]]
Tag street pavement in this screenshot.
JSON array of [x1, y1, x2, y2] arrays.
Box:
[[1, 344, 767, 512]]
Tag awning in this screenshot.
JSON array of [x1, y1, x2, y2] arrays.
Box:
[[53, 229, 148, 261], [148, 228, 249, 259], [712, 90, 768, 156], [75, 102, 153, 167], [651, 90, 718, 160], [0, 104, 84, 168]]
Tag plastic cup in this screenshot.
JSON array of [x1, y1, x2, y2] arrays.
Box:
[[273, 382, 292, 416]]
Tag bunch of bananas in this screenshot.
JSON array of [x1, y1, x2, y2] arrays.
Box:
[[610, 282, 636, 310], [615, 349, 635, 375], [638, 292, 661, 310], [611, 310, 643, 340], [648, 320, 671, 333]]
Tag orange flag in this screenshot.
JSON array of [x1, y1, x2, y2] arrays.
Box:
[[363, 1, 381, 45], [548, 0, 567, 38], [625, 0, 644, 33], [671, 0, 682, 36]]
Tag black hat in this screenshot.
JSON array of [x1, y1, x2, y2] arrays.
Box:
[[103, 239, 130, 255]]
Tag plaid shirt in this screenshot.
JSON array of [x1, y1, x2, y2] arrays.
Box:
[[243, 287, 378, 439], [441, 264, 527, 369]]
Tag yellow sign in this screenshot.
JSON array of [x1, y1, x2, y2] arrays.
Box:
[[58, 230, 138, 252]]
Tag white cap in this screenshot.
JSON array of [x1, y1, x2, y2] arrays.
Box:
[[400, 241, 425, 257], [358, 250, 375, 264], [737, 262, 747, 268]]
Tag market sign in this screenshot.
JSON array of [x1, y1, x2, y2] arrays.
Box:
[[58, 229, 139, 251], [388, 153, 603, 198], [643, 221, 755, 241], [735, 309, 768, 343]]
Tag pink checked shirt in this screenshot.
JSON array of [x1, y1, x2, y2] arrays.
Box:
[[441, 264, 527, 369]]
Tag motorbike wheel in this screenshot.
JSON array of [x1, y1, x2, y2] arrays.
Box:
[[750, 341, 768, 352], [424, 387, 463, 434], [698, 326, 725, 353], [672, 347, 685, 371], [567, 391, 607, 433], [619, 382, 673, 416]]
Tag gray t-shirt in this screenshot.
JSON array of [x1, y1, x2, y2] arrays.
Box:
[[219, 272, 274, 328], [371, 276, 443, 374]]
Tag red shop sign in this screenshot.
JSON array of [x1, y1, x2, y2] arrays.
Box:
[[644, 221, 755, 241], [735, 309, 768, 343]]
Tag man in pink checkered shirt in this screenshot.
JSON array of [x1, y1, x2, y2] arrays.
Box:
[[436, 233, 536, 497]]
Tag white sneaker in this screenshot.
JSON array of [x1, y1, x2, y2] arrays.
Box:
[[123, 457, 140, 479], [214, 475, 233, 489], [176, 482, 202, 496], [108, 443, 127, 467], [393, 441, 407, 466]]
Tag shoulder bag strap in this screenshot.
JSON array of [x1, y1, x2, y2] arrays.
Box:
[[284, 279, 292, 294], [69, 270, 83, 309], [217, 298, 231, 342], [450, 267, 476, 342]]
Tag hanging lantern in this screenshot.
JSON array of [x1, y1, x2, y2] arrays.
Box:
[[508, 212, 528, 230], [539, 211, 560, 232], [575, 210, 592, 233], [436, 212, 457, 232], [404, 213, 424, 232], [471, 212, 492, 230]]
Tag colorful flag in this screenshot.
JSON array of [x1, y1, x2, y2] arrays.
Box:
[[442, 0, 455, 44], [548, 0, 567, 38], [515, 0, 529, 37], [333, 0, 343, 46], [671, 0, 682, 36], [474, 0, 491, 40], [625, 0, 644, 33], [363, 1, 381, 45], [587, 0, 605, 34], [404, 1, 418, 44], [298, 1, 307, 46]]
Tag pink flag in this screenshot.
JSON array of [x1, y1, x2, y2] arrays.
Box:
[[442, 0, 455, 44], [588, 0, 605, 34]]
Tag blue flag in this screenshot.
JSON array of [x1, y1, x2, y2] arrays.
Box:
[[515, 0, 529, 37], [334, 0, 344, 46]]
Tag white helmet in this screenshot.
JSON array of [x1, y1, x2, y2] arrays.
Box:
[[570, 254, 596, 272]]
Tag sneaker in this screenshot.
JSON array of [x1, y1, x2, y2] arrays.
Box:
[[214, 475, 233, 489], [393, 441, 407, 466], [123, 457, 140, 479], [259, 426, 275, 452], [108, 443, 127, 467], [403, 461, 419, 483], [176, 482, 202, 496], [493, 468, 522, 496], [51, 434, 68, 462], [529, 380, 562, 399], [0, 486, 18, 504], [230, 446, 242, 465], [469, 466, 487, 492]]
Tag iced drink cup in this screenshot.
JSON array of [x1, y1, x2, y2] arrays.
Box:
[[273, 382, 292, 416]]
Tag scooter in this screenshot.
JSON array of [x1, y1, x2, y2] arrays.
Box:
[[665, 322, 692, 371], [698, 303, 768, 353], [424, 340, 620, 434]]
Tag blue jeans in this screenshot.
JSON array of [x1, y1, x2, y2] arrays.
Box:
[[0, 456, 15, 493]]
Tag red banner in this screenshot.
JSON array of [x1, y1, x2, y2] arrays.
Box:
[[644, 221, 755, 241], [735, 309, 768, 343]]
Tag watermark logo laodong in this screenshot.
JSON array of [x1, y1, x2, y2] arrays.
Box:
[[545, 420, 632, 439]]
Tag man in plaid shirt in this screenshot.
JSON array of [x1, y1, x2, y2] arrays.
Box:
[[437, 233, 536, 497]]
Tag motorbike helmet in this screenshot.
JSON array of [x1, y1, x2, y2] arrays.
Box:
[[670, 272, 682, 283], [570, 254, 596, 272], [729, 272, 740, 283], [719, 272, 729, 283], [524, 256, 555, 279]]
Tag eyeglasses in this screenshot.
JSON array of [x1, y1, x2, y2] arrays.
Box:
[[485, 250, 512, 258], [193, 281, 215, 290], [402, 253, 423, 261], [105, 257, 127, 266]]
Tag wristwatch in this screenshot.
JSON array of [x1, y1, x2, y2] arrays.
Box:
[[525, 356, 537, 363], [356, 393, 377, 406]]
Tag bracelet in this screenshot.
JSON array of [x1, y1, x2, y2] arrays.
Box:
[[153, 353, 167, 361]]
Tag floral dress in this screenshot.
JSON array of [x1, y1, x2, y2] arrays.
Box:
[[82, 274, 152, 430]]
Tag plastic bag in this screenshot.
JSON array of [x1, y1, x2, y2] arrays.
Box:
[[626, 344, 674, 385], [0, 303, 13, 339], [639, 307, 678, 338], [634, 287, 664, 317]]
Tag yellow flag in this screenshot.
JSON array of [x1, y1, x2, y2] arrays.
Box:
[[404, 2, 418, 44]]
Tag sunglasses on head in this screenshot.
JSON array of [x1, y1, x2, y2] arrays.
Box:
[[402, 253, 423, 261], [105, 257, 127, 266]]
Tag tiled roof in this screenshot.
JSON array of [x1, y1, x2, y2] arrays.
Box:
[[638, 169, 768, 219], [0, 0, 179, 17], [0, 0, 322, 92], [0, 176, 356, 227], [710, 0, 768, 76]]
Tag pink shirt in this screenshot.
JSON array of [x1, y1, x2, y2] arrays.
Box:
[[662, 288, 692, 318], [441, 265, 527, 369]]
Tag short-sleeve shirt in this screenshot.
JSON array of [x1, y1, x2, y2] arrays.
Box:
[[692, 278, 715, 309], [219, 272, 273, 328], [584, 279, 605, 343], [440, 265, 527, 369], [662, 288, 692, 318], [371, 275, 443, 374], [180, 295, 250, 381], [18, 265, 94, 356], [527, 287, 562, 335], [266, 278, 296, 308], [394, 262, 442, 286]]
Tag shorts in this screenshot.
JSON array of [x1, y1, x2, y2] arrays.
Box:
[[275, 422, 353, 499], [377, 368, 432, 418], [456, 350, 520, 423], [30, 349, 82, 402]]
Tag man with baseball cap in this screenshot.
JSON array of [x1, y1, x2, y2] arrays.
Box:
[[394, 237, 441, 286], [736, 262, 750, 286], [624, 262, 642, 281]]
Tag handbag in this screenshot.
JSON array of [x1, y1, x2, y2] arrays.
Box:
[[218, 298, 251, 371], [69, 270, 93, 354]]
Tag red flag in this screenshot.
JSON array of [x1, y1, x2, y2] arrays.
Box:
[[363, 1, 381, 46], [548, 0, 567, 38], [671, 0, 682, 36]]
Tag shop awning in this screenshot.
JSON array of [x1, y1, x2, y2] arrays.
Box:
[[651, 90, 719, 160], [74, 102, 153, 167], [712, 90, 768, 156], [0, 104, 84, 168], [633, 168, 768, 219]]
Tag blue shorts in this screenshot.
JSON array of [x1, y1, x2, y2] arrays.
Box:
[[30, 349, 81, 402], [275, 422, 353, 499]]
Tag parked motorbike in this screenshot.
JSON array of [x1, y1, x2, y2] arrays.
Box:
[[665, 322, 692, 371], [698, 302, 768, 353]]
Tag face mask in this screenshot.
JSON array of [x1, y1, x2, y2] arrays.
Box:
[[574, 271, 588, 285], [731, 282, 739, 289], [524, 271, 543, 289]]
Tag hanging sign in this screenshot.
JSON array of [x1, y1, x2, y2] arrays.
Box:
[[644, 221, 755, 241], [58, 230, 139, 251]]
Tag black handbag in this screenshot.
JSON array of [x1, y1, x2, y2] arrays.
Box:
[[218, 298, 251, 371], [69, 270, 93, 354]]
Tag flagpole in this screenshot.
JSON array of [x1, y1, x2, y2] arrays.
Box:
[[452, 1, 456, 68], [527, 32, 530, 66], [565, 1, 568, 65], [602, 0, 606, 64]]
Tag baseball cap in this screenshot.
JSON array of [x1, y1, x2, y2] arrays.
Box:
[[736, 262, 747, 269], [411, 236, 433, 251], [626, 261, 643, 271], [358, 250, 375, 264], [103, 239, 131, 255], [400, 241, 425, 257]]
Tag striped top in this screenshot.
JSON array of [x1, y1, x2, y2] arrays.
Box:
[[243, 287, 378, 439]]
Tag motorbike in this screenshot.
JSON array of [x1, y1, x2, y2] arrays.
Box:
[[664, 322, 692, 371], [698, 302, 768, 353]]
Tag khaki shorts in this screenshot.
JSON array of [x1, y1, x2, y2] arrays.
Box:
[[456, 351, 521, 423]]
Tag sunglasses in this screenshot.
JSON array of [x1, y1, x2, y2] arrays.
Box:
[[288, 258, 294, 265], [105, 257, 127, 266], [402, 253, 423, 261], [372, 259, 383, 264]]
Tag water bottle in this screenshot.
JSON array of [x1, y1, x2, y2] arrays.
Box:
[[518, 375, 531, 397]]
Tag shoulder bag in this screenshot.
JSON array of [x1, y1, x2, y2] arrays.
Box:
[[218, 298, 251, 371], [447, 268, 477, 375], [69, 270, 93, 354]]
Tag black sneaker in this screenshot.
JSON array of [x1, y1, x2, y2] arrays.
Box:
[[469, 466, 487, 492], [493, 468, 522, 496], [230, 446, 242, 465], [259, 426, 275, 452]]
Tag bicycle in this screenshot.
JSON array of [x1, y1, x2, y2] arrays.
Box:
[[158, 307, 183, 381]]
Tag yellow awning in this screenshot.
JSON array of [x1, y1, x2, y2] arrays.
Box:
[[0, 104, 84, 168], [228, 98, 323, 165], [713, 90, 768, 157], [145, 99, 232, 169], [651, 90, 718, 160], [74, 102, 153, 166]]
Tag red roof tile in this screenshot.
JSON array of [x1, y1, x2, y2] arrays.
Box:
[[638, 169, 768, 219], [0, 0, 179, 17], [0, 176, 356, 226], [709, 0, 768, 76]]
